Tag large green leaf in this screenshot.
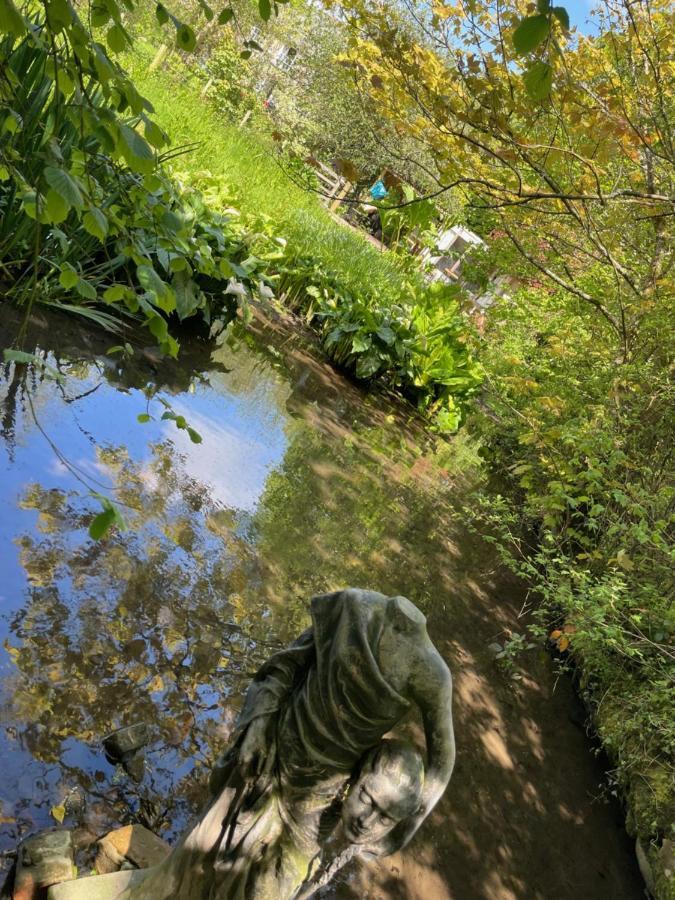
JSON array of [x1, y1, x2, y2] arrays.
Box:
[[552, 6, 570, 29], [118, 123, 155, 174], [176, 23, 196, 51], [258, 0, 271, 21], [512, 14, 549, 55], [172, 270, 201, 320], [46, 189, 69, 224], [106, 23, 128, 53], [44, 165, 84, 209], [0, 0, 26, 34], [523, 60, 553, 100], [83, 207, 109, 241]]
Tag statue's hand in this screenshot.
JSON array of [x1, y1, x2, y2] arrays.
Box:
[[237, 714, 273, 777]]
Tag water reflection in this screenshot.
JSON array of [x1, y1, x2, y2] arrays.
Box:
[[0, 310, 642, 897]]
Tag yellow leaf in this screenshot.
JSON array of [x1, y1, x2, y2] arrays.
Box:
[[148, 674, 164, 693], [51, 805, 66, 824], [558, 636, 570, 652], [549, 629, 562, 641], [616, 549, 634, 571]]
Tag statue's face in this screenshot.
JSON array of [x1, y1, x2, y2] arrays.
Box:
[[341, 766, 412, 845]]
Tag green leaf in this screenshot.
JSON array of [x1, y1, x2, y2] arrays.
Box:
[[552, 6, 570, 29], [46, 188, 69, 225], [187, 427, 202, 444], [376, 325, 396, 345], [217, 6, 233, 23], [240, 49, 252, 60], [523, 60, 553, 100], [0, 0, 26, 35], [198, 0, 214, 20], [143, 118, 167, 149], [59, 265, 78, 289], [44, 165, 84, 210], [89, 496, 126, 539], [512, 14, 549, 55], [155, 2, 169, 24], [91, 1, 110, 27], [103, 284, 127, 303], [89, 507, 116, 540], [258, 0, 271, 21], [137, 265, 175, 313], [137, 413, 151, 423], [45, 0, 70, 30], [118, 123, 155, 174], [2, 109, 21, 134], [175, 23, 196, 51], [3, 350, 65, 382], [83, 207, 108, 242], [172, 269, 201, 320], [106, 24, 127, 53], [76, 278, 97, 300]]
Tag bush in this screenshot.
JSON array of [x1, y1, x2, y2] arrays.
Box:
[[469, 285, 674, 876]]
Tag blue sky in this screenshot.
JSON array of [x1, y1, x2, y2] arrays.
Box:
[[563, 0, 600, 35]]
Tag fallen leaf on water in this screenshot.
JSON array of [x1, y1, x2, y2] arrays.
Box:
[[50, 805, 66, 824]]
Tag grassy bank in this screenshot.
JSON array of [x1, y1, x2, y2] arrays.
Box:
[[127, 44, 409, 308], [124, 48, 483, 427]]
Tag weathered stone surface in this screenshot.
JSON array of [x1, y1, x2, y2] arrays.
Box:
[[95, 826, 169, 875], [121, 589, 455, 900], [14, 829, 74, 900], [101, 725, 149, 761], [47, 869, 150, 900]]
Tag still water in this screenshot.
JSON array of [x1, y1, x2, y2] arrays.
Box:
[[0, 307, 641, 898]]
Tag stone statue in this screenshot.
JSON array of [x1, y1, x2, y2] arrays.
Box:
[[120, 588, 455, 900]]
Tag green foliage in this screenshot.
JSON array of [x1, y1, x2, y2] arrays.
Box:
[[470, 285, 674, 851], [0, 34, 272, 351]]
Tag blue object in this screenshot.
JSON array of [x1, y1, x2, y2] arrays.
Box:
[[369, 180, 388, 200]]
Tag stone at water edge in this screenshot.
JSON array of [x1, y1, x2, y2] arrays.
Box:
[[95, 825, 170, 875], [47, 868, 151, 900], [13, 830, 74, 900]]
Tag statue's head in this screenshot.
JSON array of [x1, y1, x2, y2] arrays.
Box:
[[341, 740, 424, 846]]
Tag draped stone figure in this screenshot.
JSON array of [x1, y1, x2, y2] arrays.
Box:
[[120, 588, 455, 900]]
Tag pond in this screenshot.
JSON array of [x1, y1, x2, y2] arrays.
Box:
[[0, 305, 642, 898]]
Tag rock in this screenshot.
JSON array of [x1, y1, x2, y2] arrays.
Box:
[[47, 869, 150, 900], [101, 725, 149, 762], [95, 826, 169, 876], [120, 753, 145, 784], [14, 830, 74, 900]]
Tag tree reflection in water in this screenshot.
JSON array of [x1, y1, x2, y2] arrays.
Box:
[[0, 318, 455, 871]]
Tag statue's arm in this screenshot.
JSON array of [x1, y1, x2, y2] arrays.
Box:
[[415, 652, 455, 817], [378, 650, 454, 855]]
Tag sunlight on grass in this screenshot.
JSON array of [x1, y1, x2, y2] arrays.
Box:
[[130, 50, 409, 306]]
